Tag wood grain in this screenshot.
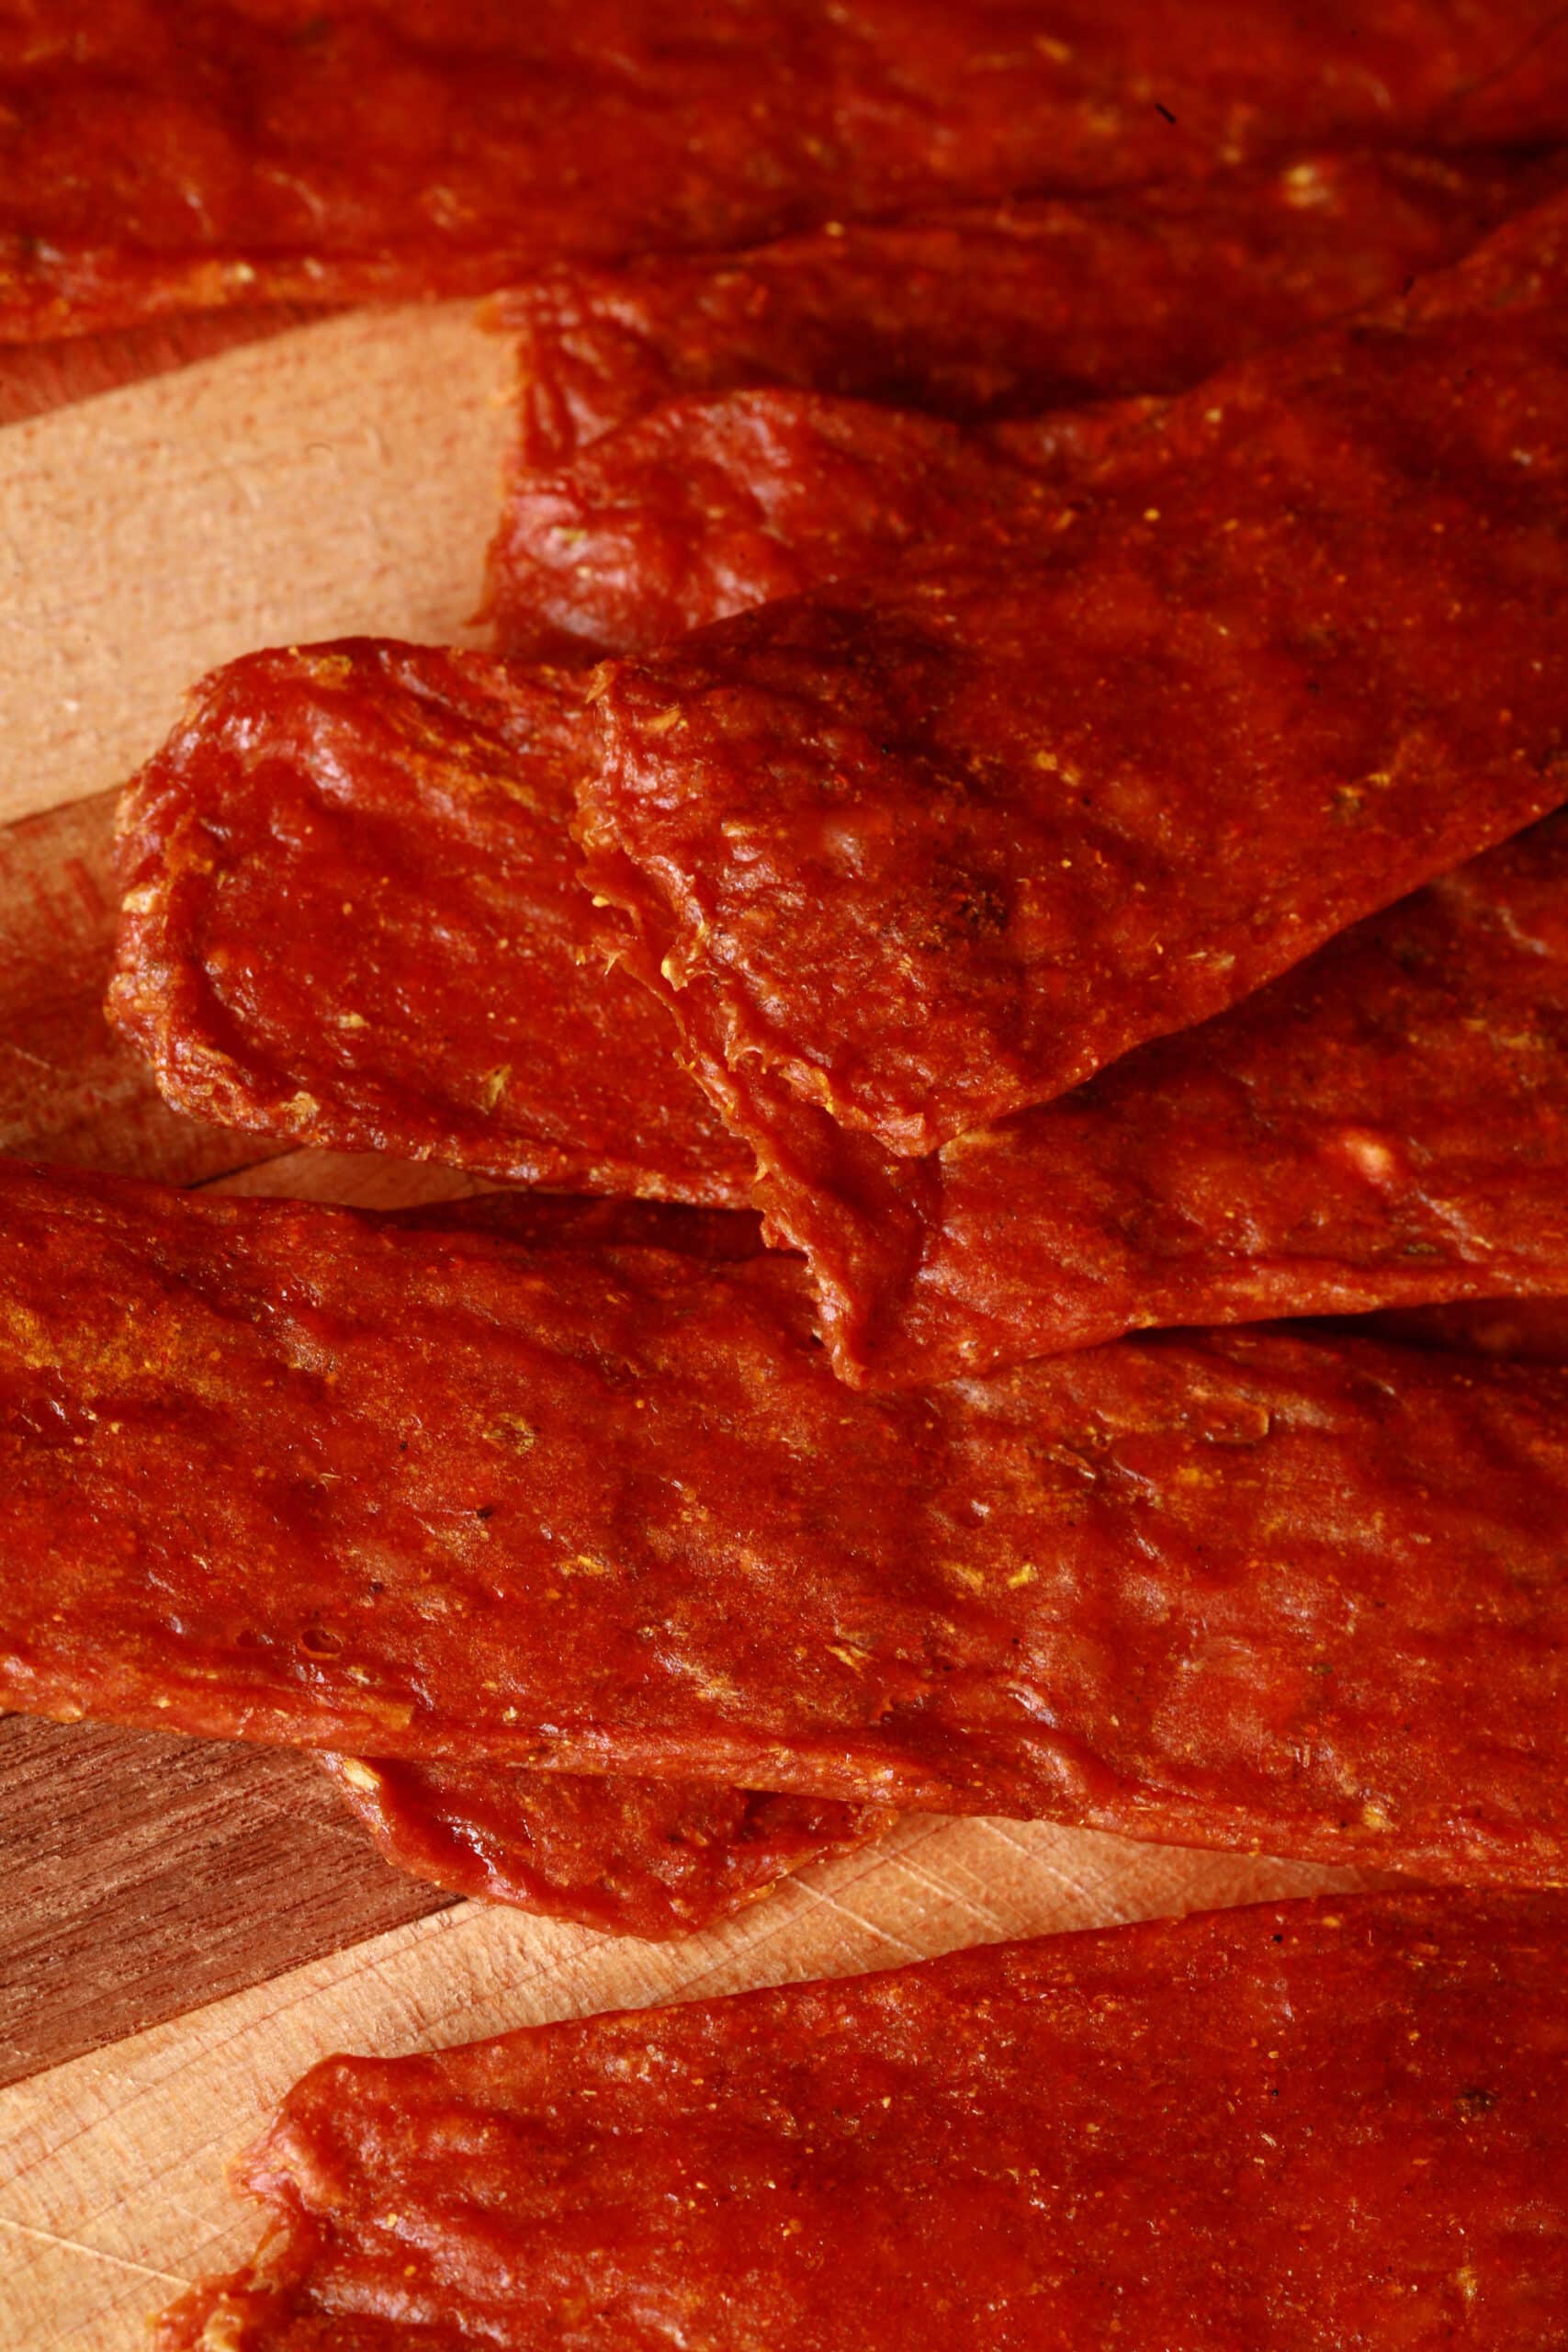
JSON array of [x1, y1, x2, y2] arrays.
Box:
[[0, 307, 321, 429], [0, 301, 512, 830], [0, 1721, 453, 2093], [0, 1817, 1354, 2351]]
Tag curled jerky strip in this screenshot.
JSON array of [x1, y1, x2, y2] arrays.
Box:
[[494, 145, 1565, 466], [319, 1757, 891, 1940], [112, 645, 1568, 1373], [685, 810, 1568, 1386], [585, 188, 1568, 1154], [6, 2, 1568, 340], [3, 1157, 1567, 1883], [154, 1890, 1568, 2348], [107, 641, 748, 1207]]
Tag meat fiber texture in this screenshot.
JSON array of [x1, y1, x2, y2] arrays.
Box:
[[319, 1757, 889, 1939], [493, 145, 1567, 470], [153, 1889, 1568, 2348], [112, 641, 1568, 1373], [713, 811, 1568, 1386], [6, 2, 1568, 340], [107, 640, 749, 1207], [4, 1157, 1568, 1885], [583, 188, 1568, 1157], [488, 150, 1568, 660]]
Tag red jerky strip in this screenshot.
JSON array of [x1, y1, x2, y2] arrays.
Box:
[[153, 1890, 1568, 2350], [714, 811, 1568, 1386], [319, 1757, 890, 1939], [356, 1195, 889, 1939], [497, 146, 1567, 472], [488, 391, 1075, 664], [4, 1157, 1567, 1883], [6, 5, 1568, 344], [107, 640, 749, 1207], [112, 649, 1568, 1374], [585, 189, 1568, 1156]]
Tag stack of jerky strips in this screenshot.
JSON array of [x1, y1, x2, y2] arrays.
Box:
[[3, 8, 1568, 2345]]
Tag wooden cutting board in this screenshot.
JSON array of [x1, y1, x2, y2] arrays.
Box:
[[0, 307, 1355, 2349]]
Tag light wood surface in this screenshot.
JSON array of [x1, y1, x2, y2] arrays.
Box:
[[0, 302, 512, 831], [0, 303, 1358, 2349]]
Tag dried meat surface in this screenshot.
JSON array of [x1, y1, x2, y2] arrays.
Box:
[[114, 648, 1568, 1376], [488, 391, 1074, 663], [107, 640, 749, 1206], [352, 1194, 886, 1937], [497, 146, 1568, 471], [6, 3, 1568, 340], [489, 153, 1567, 660], [716, 812, 1568, 1385], [3, 1157, 1566, 1883], [153, 1889, 1568, 2348], [319, 1756, 890, 1939], [584, 189, 1568, 1155]]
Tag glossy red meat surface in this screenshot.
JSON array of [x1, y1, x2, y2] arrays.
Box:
[[107, 640, 749, 1205], [154, 1889, 1568, 2349], [4, 1158, 1567, 1883], [719, 812, 1568, 1385], [496, 146, 1566, 470], [6, 3, 1568, 339], [319, 1756, 889, 1939], [584, 191, 1568, 1154]]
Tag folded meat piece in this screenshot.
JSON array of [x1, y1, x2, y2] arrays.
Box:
[[5, 1156, 1567, 1883], [497, 146, 1568, 471], [584, 188, 1568, 1156], [489, 154, 1568, 662], [153, 1888, 1568, 2350], [710, 811, 1568, 1385], [487, 391, 1079, 663], [7, 4, 1568, 342], [107, 640, 749, 1206], [319, 1757, 890, 1939], [113, 643, 1568, 1374]]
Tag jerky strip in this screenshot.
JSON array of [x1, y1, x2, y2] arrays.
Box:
[[4, 1157, 1566, 1883], [718, 811, 1568, 1385], [496, 146, 1567, 470], [488, 390, 1073, 664], [113, 647, 1568, 1373], [6, 4, 1567, 342], [107, 640, 749, 1207], [348, 1195, 886, 1938], [153, 1890, 1568, 2350], [585, 188, 1568, 1154], [319, 1757, 891, 1940]]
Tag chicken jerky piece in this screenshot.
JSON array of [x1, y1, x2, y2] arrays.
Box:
[[319, 1757, 891, 1939], [585, 187, 1568, 1157], [111, 662, 1568, 1383], [706, 811, 1568, 1386], [107, 640, 748, 1207], [8, 2, 1568, 344], [355, 1193, 888, 1938], [5, 1157, 1568, 1885], [499, 145, 1568, 471], [488, 390, 1085, 663], [154, 1888, 1568, 2351]]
